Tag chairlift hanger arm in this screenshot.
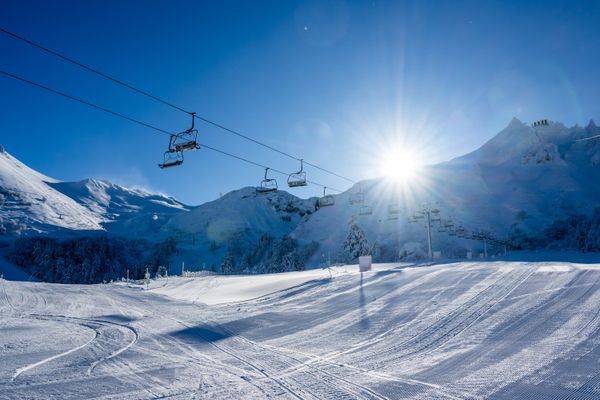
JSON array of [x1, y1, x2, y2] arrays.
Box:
[[189, 112, 196, 131]]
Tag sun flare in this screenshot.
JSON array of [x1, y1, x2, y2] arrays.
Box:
[[379, 147, 420, 182]]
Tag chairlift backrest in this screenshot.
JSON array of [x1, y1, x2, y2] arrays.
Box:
[[287, 160, 307, 187]]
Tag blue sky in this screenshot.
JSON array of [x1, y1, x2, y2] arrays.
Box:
[[1, 0, 600, 204]]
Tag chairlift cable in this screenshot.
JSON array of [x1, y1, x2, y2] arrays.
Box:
[[0, 26, 357, 184], [0, 69, 173, 136], [0, 27, 192, 116], [199, 143, 342, 192], [0, 68, 342, 192]]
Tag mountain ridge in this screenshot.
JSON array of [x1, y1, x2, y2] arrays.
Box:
[[2, 117, 600, 271]]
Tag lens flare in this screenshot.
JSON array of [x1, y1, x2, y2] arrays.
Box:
[[379, 148, 419, 182]]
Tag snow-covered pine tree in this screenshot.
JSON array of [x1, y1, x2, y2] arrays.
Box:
[[343, 223, 370, 261], [221, 252, 235, 274], [282, 250, 302, 271]]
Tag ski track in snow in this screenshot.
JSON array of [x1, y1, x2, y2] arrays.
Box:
[[3, 262, 600, 399]]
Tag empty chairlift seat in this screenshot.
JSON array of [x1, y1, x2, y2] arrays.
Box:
[[318, 187, 335, 207], [287, 159, 307, 188], [158, 151, 184, 169], [257, 167, 278, 194], [158, 112, 199, 169], [349, 185, 364, 205], [172, 112, 200, 152], [359, 205, 373, 216]]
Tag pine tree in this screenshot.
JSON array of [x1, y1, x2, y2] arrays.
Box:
[[343, 223, 370, 261], [221, 252, 235, 274]]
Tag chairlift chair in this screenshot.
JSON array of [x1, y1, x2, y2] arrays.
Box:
[[287, 159, 307, 188], [359, 205, 373, 216], [387, 204, 400, 220], [318, 187, 335, 207], [350, 193, 364, 205], [158, 150, 184, 169], [438, 227, 447, 233], [388, 204, 401, 215], [349, 184, 364, 205], [170, 112, 200, 153], [256, 167, 278, 194]]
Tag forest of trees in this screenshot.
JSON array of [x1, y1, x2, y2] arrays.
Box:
[[7, 209, 600, 285], [511, 209, 600, 252], [7, 236, 177, 284], [221, 233, 319, 274]]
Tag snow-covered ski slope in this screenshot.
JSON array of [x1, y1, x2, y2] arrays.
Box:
[[3, 260, 600, 399]]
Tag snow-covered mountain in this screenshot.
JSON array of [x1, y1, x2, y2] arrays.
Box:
[[291, 118, 600, 260], [0, 146, 189, 236], [0, 146, 103, 233], [50, 178, 189, 237], [2, 117, 600, 271], [429, 118, 600, 234]]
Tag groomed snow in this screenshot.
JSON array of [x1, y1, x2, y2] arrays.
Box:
[[149, 263, 400, 305], [4, 260, 600, 399]]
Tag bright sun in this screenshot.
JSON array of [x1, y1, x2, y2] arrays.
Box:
[[379, 148, 420, 182]]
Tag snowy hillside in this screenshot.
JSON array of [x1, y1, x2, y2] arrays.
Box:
[[157, 187, 319, 270]]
